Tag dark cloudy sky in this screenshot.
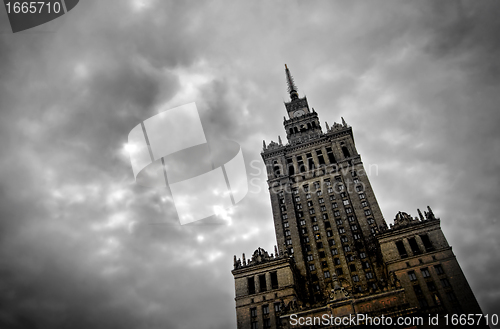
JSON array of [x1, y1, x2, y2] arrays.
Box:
[[1, 1, 500, 328]]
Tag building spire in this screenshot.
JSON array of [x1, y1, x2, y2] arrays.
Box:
[[285, 64, 299, 100]]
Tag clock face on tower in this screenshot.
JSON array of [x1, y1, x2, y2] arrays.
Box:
[[293, 109, 305, 118]]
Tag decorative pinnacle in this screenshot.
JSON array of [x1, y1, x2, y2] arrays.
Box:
[[285, 64, 299, 100]]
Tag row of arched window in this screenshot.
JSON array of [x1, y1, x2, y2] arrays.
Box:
[[288, 121, 318, 135], [271, 146, 351, 177]]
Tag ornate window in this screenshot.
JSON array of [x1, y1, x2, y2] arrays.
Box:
[[434, 265, 444, 275]]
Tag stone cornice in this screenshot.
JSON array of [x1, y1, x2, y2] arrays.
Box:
[[261, 127, 353, 159], [377, 219, 441, 240], [232, 256, 293, 276], [234, 286, 297, 303], [384, 248, 454, 266]]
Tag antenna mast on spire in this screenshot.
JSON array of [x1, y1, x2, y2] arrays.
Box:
[[285, 64, 299, 100]]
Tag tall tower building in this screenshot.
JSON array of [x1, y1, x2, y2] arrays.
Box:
[[231, 66, 486, 329]]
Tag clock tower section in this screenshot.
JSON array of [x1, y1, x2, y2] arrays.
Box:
[[283, 65, 323, 144]]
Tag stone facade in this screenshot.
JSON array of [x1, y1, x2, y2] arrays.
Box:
[[231, 66, 486, 328], [233, 248, 304, 329]]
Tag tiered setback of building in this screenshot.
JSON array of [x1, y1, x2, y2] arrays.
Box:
[[231, 66, 485, 329]]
